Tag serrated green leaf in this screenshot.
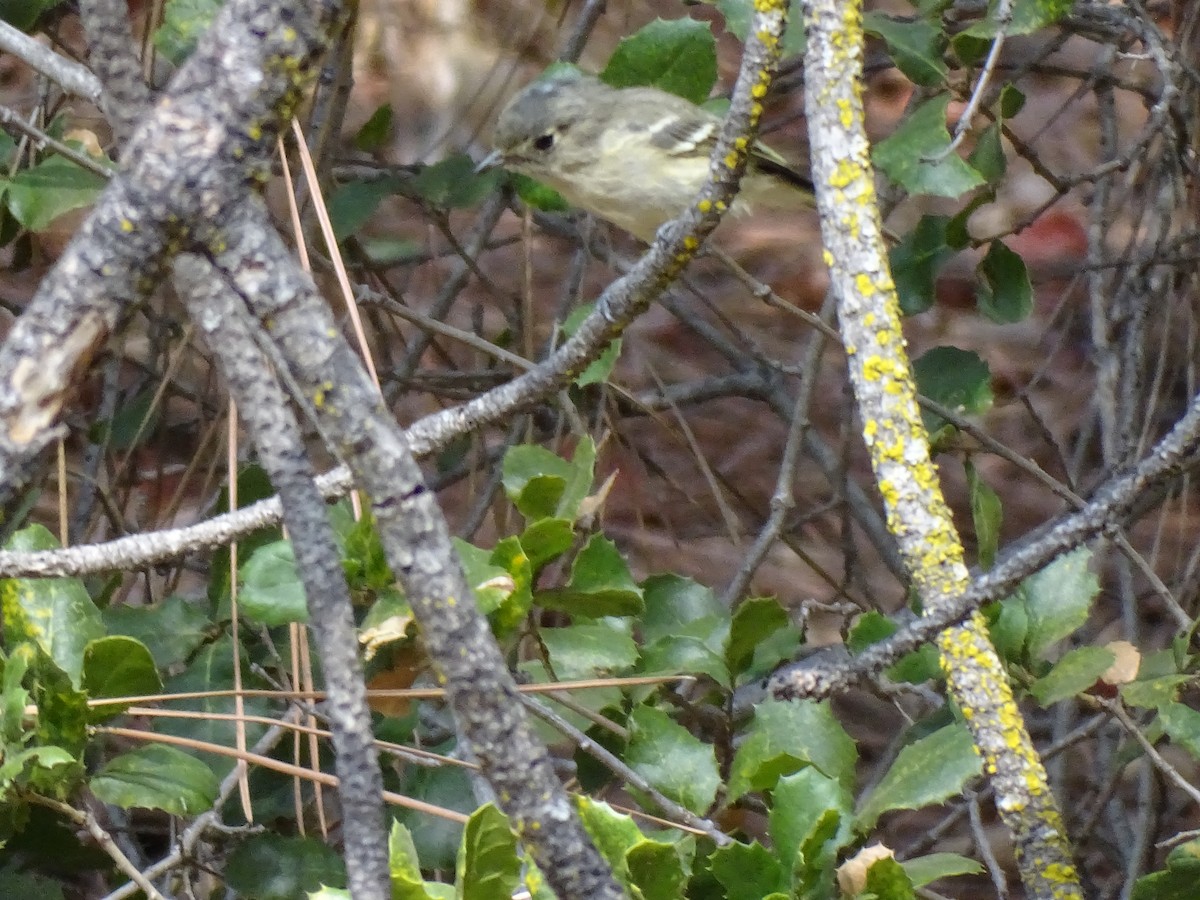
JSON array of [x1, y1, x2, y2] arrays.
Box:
[[90, 744, 218, 815], [1022, 547, 1098, 658], [627, 706, 720, 814], [729, 700, 857, 800], [1029, 646, 1114, 706], [81, 636, 162, 720], [239, 540, 308, 625], [575, 797, 644, 881], [710, 841, 787, 900], [727, 596, 790, 673], [641, 574, 724, 645], [537, 534, 645, 617], [874, 96, 986, 198], [769, 768, 852, 876], [966, 460, 1002, 570], [901, 852, 984, 887], [541, 621, 639, 680], [976, 239, 1032, 323], [641, 630, 730, 686], [457, 804, 520, 900], [601, 18, 718, 105], [856, 723, 981, 829], [1, 525, 104, 687], [891, 215, 954, 316], [225, 833, 347, 900], [627, 837, 690, 900], [502, 445, 571, 519], [864, 13, 947, 86]]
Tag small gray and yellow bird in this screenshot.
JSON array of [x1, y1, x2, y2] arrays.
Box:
[[478, 68, 814, 242]]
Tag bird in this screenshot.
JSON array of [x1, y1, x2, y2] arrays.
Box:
[[476, 68, 814, 242]]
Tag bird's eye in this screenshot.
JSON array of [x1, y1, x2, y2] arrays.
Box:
[[533, 133, 555, 151]]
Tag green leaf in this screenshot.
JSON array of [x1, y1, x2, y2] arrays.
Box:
[[626, 837, 690, 900], [90, 744, 218, 815], [1000, 84, 1026, 118], [712, 0, 807, 57], [389, 821, 439, 900], [537, 534, 645, 618], [769, 768, 852, 876], [901, 852, 984, 887], [575, 796, 644, 880], [81, 636, 163, 720], [873, 96, 985, 198], [856, 723, 981, 829], [968, 122, 1006, 184], [601, 18, 718, 105], [457, 804, 520, 900], [976, 240, 1033, 323], [1, 525, 104, 687], [487, 537, 534, 631], [729, 700, 857, 801], [728, 596, 790, 674], [328, 177, 406, 241], [225, 833, 347, 900], [863, 13, 947, 86], [156, 636, 272, 778], [0, 0, 62, 30], [626, 705, 720, 814], [1132, 838, 1200, 900], [516, 518, 571, 573], [153, 0, 223, 65], [1158, 703, 1200, 760], [965, 0, 1074, 37], [864, 856, 917, 898], [502, 445, 571, 520], [913, 346, 993, 442], [541, 621, 639, 680], [412, 155, 504, 209], [0, 870, 65, 900], [1021, 547, 1098, 658], [641, 574, 724, 645], [640, 626, 730, 686], [512, 173, 569, 213], [710, 841, 787, 900], [1029, 646, 1115, 706], [355, 104, 394, 152], [454, 538, 515, 616], [965, 460, 1002, 570], [239, 540, 309, 625], [890, 215, 954, 316], [563, 305, 623, 387], [103, 595, 210, 670]]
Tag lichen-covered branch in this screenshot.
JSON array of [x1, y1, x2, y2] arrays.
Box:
[[785, 0, 1083, 896]]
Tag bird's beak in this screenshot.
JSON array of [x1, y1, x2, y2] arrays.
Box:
[[475, 150, 505, 174]]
